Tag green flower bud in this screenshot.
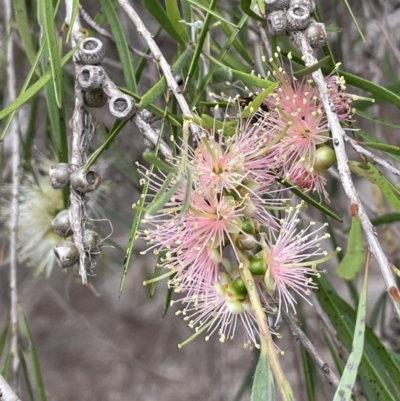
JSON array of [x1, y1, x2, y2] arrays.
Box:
[[229, 277, 248, 299], [249, 255, 267, 275], [314, 145, 336, 170]]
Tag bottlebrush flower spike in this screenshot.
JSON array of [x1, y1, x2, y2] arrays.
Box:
[[174, 272, 265, 349], [250, 205, 338, 320]]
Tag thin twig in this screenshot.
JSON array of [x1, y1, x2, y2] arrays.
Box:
[[78, 5, 154, 62], [235, 241, 294, 401], [344, 135, 400, 176], [0, 374, 22, 401], [66, 0, 88, 284], [116, 0, 200, 137], [133, 111, 173, 160], [282, 310, 340, 387], [5, 0, 20, 388], [290, 31, 400, 322]]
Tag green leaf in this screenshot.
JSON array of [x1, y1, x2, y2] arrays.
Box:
[[145, 174, 184, 216], [187, 0, 239, 27], [0, 45, 77, 127], [206, 53, 275, 89], [336, 210, 365, 280], [355, 109, 400, 130], [241, 0, 265, 23], [138, 49, 192, 108], [85, 120, 127, 170], [99, 0, 137, 92], [349, 161, 400, 213], [338, 70, 400, 108], [220, 23, 254, 66], [120, 116, 168, 294], [141, 0, 186, 46], [18, 345, 36, 401], [360, 142, 400, 156], [333, 262, 368, 401], [293, 56, 331, 78], [41, 0, 63, 107], [341, 0, 365, 42], [240, 86, 277, 118], [20, 307, 48, 401], [0, 315, 10, 361], [165, 0, 190, 42], [65, 0, 80, 43], [0, 39, 45, 140], [191, 7, 253, 106], [185, 0, 218, 88], [278, 178, 342, 222], [356, 129, 400, 163], [142, 152, 178, 173], [14, 0, 40, 73], [251, 352, 275, 401], [315, 276, 400, 400], [371, 213, 400, 226]]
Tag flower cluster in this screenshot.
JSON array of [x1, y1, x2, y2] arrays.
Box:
[[139, 51, 347, 347]]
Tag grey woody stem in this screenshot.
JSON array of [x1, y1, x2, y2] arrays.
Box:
[[116, 0, 201, 137], [282, 310, 340, 387], [0, 374, 22, 401], [291, 31, 400, 321], [5, 0, 20, 387]]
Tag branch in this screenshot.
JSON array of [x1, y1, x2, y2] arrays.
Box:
[[133, 111, 173, 160], [78, 5, 154, 62], [0, 374, 22, 401], [5, 0, 20, 386], [344, 135, 400, 176], [116, 0, 200, 137], [66, 0, 88, 284], [290, 31, 400, 322], [282, 310, 340, 387]]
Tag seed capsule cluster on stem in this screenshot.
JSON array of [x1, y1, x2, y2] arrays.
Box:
[[265, 0, 327, 48]]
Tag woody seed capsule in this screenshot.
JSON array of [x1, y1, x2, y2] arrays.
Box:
[[54, 241, 79, 268], [78, 37, 105, 65], [265, 0, 290, 11], [49, 163, 70, 189], [70, 166, 101, 193], [267, 10, 287, 36], [108, 94, 136, 120], [286, 5, 311, 31], [84, 88, 108, 108], [52, 209, 72, 238], [78, 65, 106, 89]]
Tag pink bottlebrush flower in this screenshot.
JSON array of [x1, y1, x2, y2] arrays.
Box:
[[287, 164, 329, 202], [250, 206, 336, 320], [190, 123, 278, 196], [174, 272, 262, 348]]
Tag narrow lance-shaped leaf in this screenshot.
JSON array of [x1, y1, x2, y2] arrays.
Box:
[[0, 45, 78, 125], [14, 0, 40, 73], [165, 0, 190, 42], [349, 161, 400, 213], [99, 0, 137, 92], [141, 0, 186, 46], [334, 255, 369, 401], [241, 0, 265, 23], [19, 306, 48, 401], [355, 109, 400, 130], [240, 85, 277, 118], [336, 204, 365, 280], [251, 352, 275, 401], [356, 129, 400, 163], [41, 0, 63, 107]]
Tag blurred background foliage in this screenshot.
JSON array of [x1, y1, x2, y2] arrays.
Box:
[[1, 0, 400, 400]]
